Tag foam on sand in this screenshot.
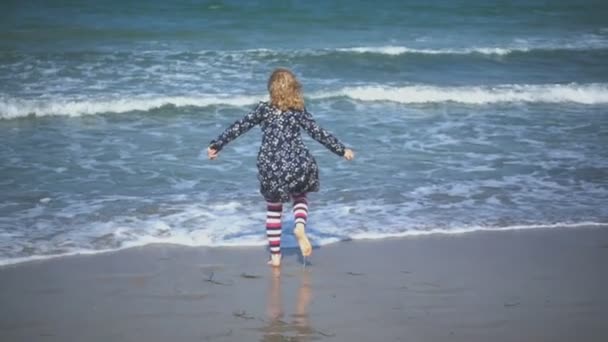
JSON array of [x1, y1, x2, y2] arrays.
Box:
[[1, 220, 606, 267]]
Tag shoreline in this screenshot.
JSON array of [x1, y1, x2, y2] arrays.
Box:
[[1, 226, 608, 341], [2, 222, 607, 269]]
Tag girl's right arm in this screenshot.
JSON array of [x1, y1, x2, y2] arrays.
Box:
[[208, 102, 264, 155]]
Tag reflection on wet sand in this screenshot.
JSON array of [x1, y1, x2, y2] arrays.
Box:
[[261, 268, 316, 342]]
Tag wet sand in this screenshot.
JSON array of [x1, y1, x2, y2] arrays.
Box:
[[1, 226, 608, 341]]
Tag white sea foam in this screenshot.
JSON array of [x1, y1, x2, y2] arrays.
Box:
[[335, 36, 608, 56], [317, 83, 608, 105], [337, 46, 519, 56], [0, 94, 265, 119], [2, 83, 608, 119], [1, 221, 606, 267], [349, 222, 608, 240], [205, 38, 608, 57]]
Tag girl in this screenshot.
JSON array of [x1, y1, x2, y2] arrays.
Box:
[[207, 68, 354, 267]]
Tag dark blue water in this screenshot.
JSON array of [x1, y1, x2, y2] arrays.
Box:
[[1, 0, 607, 265]]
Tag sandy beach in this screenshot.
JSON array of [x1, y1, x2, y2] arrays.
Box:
[[1, 226, 607, 342], [3, 1, 608, 341]]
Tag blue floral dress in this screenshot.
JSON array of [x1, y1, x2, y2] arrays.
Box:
[[209, 101, 346, 202]]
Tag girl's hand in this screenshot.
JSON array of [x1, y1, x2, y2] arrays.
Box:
[[207, 147, 219, 160], [343, 148, 355, 161]]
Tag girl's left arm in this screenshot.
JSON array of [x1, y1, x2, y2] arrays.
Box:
[[298, 108, 346, 156], [209, 102, 264, 152]]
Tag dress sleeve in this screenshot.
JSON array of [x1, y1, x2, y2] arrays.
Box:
[[298, 108, 346, 156], [209, 102, 264, 151]]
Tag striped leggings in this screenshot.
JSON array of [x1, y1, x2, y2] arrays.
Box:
[[266, 193, 308, 255]]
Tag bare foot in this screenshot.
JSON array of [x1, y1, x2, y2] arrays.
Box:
[[267, 254, 281, 267], [294, 223, 312, 257]]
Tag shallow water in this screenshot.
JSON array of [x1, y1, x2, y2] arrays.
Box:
[[1, 0, 607, 265]]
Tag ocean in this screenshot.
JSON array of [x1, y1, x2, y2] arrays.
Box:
[[1, 0, 607, 266]]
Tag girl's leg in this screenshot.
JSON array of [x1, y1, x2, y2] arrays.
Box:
[[293, 193, 308, 227], [266, 201, 283, 266], [292, 193, 312, 257]]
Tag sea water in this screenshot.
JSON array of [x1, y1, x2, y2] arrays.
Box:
[[1, 0, 607, 265]]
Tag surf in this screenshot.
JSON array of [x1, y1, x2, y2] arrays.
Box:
[[3, 83, 607, 119]]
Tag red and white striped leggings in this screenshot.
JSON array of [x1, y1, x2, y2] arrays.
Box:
[[266, 193, 308, 254]]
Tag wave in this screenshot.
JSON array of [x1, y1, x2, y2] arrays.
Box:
[[225, 34, 608, 57], [8, 39, 608, 62], [196, 43, 608, 59], [2, 83, 607, 119], [333, 41, 608, 56], [246, 34, 608, 57], [7, 41, 606, 64], [1, 221, 606, 267], [336, 46, 526, 56], [224, 46, 527, 57], [350, 221, 608, 240], [319, 83, 608, 105], [0, 94, 263, 119]]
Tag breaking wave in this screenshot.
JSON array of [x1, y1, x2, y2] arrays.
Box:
[[2, 83, 607, 119]]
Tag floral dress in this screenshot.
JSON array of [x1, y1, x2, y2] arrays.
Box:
[[209, 101, 346, 202]]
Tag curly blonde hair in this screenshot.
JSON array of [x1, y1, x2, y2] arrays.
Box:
[[267, 68, 305, 112]]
